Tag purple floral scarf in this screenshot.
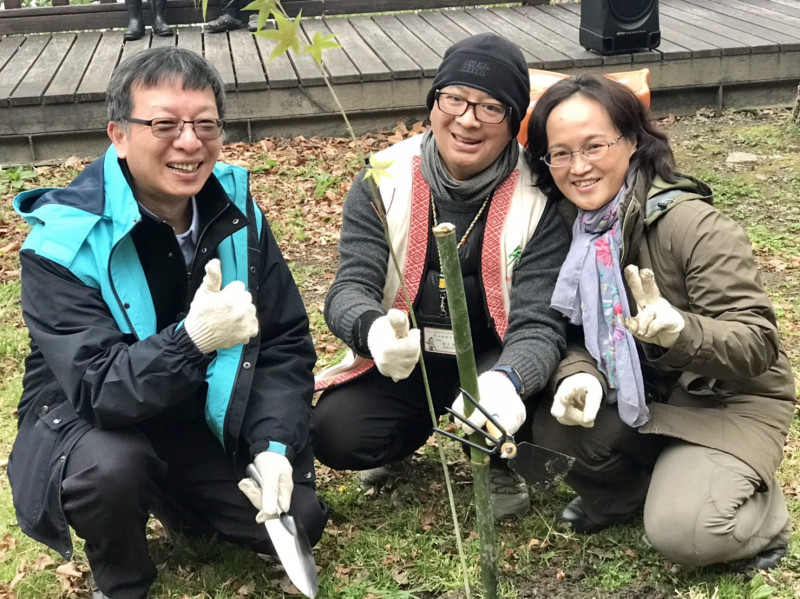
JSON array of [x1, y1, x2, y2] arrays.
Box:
[[550, 187, 649, 427]]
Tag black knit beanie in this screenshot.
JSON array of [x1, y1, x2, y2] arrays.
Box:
[[426, 33, 530, 137]]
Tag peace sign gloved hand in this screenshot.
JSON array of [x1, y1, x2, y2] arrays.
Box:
[[623, 265, 685, 348], [184, 258, 259, 354], [367, 308, 421, 382], [552, 373, 603, 428]]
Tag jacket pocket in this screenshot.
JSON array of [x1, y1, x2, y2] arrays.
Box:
[[9, 398, 89, 534]]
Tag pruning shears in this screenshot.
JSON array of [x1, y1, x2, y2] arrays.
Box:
[[434, 388, 576, 489]]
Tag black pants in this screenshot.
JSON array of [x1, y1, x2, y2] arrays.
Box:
[[532, 400, 666, 523], [61, 418, 327, 599], [312, 347, 503, 471]]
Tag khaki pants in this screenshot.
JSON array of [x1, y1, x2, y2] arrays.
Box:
[[644, 443, 791, 567]]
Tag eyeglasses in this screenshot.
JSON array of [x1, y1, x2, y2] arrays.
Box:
[[125, 117, 225, 140], [434, 90, 511, 124], [541, 135, 624, 167]]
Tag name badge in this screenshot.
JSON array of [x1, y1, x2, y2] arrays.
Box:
[[423, 327, 456, 355]]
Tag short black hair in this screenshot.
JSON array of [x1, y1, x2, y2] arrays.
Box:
[[106, 47, 226, 123]]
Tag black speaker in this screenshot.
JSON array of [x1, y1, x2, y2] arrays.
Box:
[[579, 0, 661, 55]]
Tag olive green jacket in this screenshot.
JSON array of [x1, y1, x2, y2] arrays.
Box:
[[554, 171, 796, 484]]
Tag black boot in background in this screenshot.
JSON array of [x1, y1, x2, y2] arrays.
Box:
[[124, 0, 145, 41], [152, 0, 174, 37]]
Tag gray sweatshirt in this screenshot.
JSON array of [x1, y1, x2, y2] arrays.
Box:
[[324, 169, 570, 399]]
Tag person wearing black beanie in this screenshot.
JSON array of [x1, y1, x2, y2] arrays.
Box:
[[425, 32, 531, 139], [313, 33, 571, 524]]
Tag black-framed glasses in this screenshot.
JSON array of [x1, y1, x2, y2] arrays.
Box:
[[434, 90, 511, 124], [541, 135, 624, 167], [125, 117, 225, 140]]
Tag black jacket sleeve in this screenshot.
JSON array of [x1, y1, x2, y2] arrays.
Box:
[[19, 250, 213, 428]]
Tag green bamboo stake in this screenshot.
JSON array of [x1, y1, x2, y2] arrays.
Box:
[[433, 223, 498, 599]]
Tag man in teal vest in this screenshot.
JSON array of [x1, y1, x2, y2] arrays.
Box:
[[8, 47, 327, 599]]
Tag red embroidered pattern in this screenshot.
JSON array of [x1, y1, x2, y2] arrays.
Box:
[[481, 170, 519, 342], [315, 358, 374, 391], [392, 156, 429, 311]]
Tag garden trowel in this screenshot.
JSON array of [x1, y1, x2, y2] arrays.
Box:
[[434, 389, 575, 490], [245, 465, 318, 598]]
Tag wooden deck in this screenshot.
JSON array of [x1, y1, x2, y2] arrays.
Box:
[[2, 0, 800, 165]]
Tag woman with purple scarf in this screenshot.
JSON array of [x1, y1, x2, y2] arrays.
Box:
[[525, 74, 795, 571]]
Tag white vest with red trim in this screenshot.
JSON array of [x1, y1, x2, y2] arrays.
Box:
[[316, 135, 548, 390]]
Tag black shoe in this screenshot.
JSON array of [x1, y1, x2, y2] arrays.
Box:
[[558, 496, 616, 534], [488, 461, 530, 521], [205, 13, 243, 33], [124, 19, 145, 41], [750, 546, 787, 571], [248, 13, 275, 32]]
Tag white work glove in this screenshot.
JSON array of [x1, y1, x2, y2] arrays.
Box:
[[184, 258, 259, 354], [451, 371, 526, 441], [237, 451, 294, 523], [367, 308, 421, 382], [624, 265, 685, 348], [552, 373, 603, 428]]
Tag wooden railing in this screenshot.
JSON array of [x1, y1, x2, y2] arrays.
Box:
[[0, 0, 538, 35]]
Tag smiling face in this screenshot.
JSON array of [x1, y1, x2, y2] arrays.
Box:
[[107, 79, 222, 224], [545, 94, 637, 212], [430, 85, 513, 181]]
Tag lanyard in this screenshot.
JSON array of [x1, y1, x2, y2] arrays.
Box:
[[431, 191, 492, 316]]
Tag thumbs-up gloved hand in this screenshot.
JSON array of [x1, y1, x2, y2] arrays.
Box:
[[451, 371, 526, 441], [238, 450, 294, 523], [367, 308, 420, 382], [623, 265, 685, 348], [552, 373, 603, 428], [184, 258, 259, 354]]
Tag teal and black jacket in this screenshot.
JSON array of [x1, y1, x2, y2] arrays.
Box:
[[8, 146, 316, 558]]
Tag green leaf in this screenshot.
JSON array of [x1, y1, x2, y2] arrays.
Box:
[[750, 585, 774, 599], [363, 153, 394, 187], [304, 31, 341, 65], [254, 10, 302, 60]]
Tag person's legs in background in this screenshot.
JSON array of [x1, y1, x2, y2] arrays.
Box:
[[205, 0, 248, 33]]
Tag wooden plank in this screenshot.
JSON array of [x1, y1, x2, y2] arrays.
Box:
[[705, 0, 800, 44], [372, 14, 442, 76], [0, 34, 49, 107], [119, 34, 151, 65], [10, 32, 75, 106], [509, 5, 602, 67], [656, 11, 745, 55], [0, 36, 25, 73], [176, 25, 203, 56], [252, 31, 299, 88], [149, 32, 177, 49], [749, 0, 800, 20], [301, 18, 363, 83], [228, 28, 267, 91], [470, 7, 574, 69], [416, 11, 472, 45], [44, 32, 101, 104], [387, 12, 453, 58], [313, 16, 388, 82], [286, 45, 326, 87], [347, 15, 421, 79], [203, 30, 236, 91], [660, 0, 780, 53], [77, 30, 125, 102]]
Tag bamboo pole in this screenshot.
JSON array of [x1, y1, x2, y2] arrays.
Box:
[[433, 222, 498, 599]]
